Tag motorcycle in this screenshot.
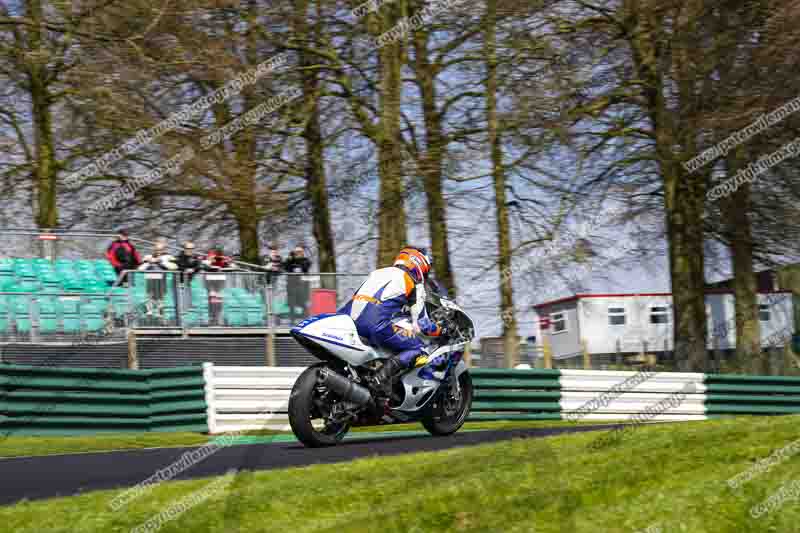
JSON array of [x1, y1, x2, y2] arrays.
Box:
[[288, 285, 474, 447]]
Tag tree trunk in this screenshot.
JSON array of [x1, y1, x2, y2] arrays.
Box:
[[412, 29, 456, 297], [725, 177, 762, 372], [235, 214, 261, 265], [28, 0, 58, 228], [625, 2, 708, 372], [664, 165, 708, 372], [484, 0, 517, 367], [297, 0, 335, 273], [376, 3, 408, 267]]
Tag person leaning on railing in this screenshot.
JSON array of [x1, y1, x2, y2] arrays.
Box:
[[175, 241, 202, 284], [261, 244, 283, 286], [283, 245, 311, 322], [106, 229, 141, 284], [201, 247, 238, 326], [137, 241, 178, 317]]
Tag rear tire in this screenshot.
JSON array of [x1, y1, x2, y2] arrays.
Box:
[[288, 364, 351, 447], [421, 371, 473, 436]]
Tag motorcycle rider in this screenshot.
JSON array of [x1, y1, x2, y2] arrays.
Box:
[[338, 246, 446, 396]]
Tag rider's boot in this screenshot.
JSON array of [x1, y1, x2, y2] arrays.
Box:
[[373, 357, 405, 398]]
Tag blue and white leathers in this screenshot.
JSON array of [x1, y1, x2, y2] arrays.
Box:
[[337, 266, 442, 367]]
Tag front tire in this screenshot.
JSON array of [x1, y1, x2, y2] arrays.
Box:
[[288, 364, 351, 447], [421, 371, 473, 436]]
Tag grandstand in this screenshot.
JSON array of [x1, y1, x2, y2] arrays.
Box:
[[0, 230, 363, 369]]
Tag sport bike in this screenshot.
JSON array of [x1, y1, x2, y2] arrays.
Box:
[[288, 286, 474, 447]]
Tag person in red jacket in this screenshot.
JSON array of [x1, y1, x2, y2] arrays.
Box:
[[106, 230, 142, 282]]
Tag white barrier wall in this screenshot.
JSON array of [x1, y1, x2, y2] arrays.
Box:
[[203, 364, 304, 433], [558, 370, 708, 422], [203, 365, 710, 433]]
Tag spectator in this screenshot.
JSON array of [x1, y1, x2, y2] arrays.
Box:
[[202, 247, 236, 326], [176, 241, 202, 284], [137, 241, 178, 317], [262, 244, 283, 285], [105, 229, 141, 283], [284, 245, 312, 322], [283, 245, 311, 274], [202, 247, 236, 271], [138, 241, 178, 271]]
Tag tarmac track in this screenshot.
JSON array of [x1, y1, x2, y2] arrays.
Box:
[[0, 424, 618, 506]]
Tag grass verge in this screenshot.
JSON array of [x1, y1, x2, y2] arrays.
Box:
[[0, 420, 602, 458], [4, 416, 800, 532]]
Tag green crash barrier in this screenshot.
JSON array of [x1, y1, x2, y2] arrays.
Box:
[[0, 364, 207, 436], [704, 373, 800, 416], [467, 368, 562, 422]]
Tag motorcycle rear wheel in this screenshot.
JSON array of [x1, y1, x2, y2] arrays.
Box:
[[288, 364, 351, 447], [421, 371, 473, 436]]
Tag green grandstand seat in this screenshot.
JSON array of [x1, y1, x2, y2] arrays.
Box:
[[183, 307, 209, 326], [55, 266, 75, 280], [246, 302, 266, 325], [0, 298, 9, 333], [83, 301, 106, 332], [61, 277, 85, 292], [83, 279, 107, 293], [0, 261, 15, 274], [60, 298, 81, 333], [222, 290, 246, 326], [0, 272, 14, 288], [14, 263, 38, 280], [13, 297, 33, 333], [273, 300, 290, 316], [109, 287, 131, 318], [5, 280, 40, 293], [224, 308, 246, 326], [97, 269, 117, 283], [37, 297, 60, 334], [34, 264, 55, 277], [39, 271, 63, 290]]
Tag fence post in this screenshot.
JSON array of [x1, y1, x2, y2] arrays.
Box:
[[265, 279, 276, 366], [266, 332, 276, 367], [542, 337, 553, 369], [203, 362, 217, 434], [582, 339, 591, 369], [127, 329, 139, 370]]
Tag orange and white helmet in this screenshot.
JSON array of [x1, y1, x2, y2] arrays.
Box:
[[394, 246, 432, 282]]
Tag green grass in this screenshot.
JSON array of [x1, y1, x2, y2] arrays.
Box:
[[0, 432, 211, 458], [4, 416, 800, 532], [0, 420, 602, 458]]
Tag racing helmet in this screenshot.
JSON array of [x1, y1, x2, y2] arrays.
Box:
[[394, 246, 432, 282]]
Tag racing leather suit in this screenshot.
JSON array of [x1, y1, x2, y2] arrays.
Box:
[[338, 265, 442, 369]]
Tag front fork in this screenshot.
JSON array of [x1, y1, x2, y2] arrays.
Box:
[[443, 351, 464, 407]]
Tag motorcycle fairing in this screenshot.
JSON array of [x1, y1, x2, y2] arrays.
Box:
[[291, 313, 391, 366]]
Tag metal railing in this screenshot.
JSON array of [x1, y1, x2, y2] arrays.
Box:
[[0, 291, 128, 344], [114, 270, 367, 330]]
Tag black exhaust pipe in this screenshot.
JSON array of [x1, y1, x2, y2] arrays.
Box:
[[317, 368, 373, 406]]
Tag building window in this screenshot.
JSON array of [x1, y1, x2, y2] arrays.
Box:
[[650, 306, 670, 324], [759, 304, 771, 322], [551, 312, 567, 333], [608, 306, 626, 326]]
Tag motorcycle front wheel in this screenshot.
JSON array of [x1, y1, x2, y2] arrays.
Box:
[[288, 364, 351, 447], [421, 370, 473, 436]]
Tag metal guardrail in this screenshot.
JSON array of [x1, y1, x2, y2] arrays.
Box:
[[118, 270, 368, 331], [0, 268, 365, 342]]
